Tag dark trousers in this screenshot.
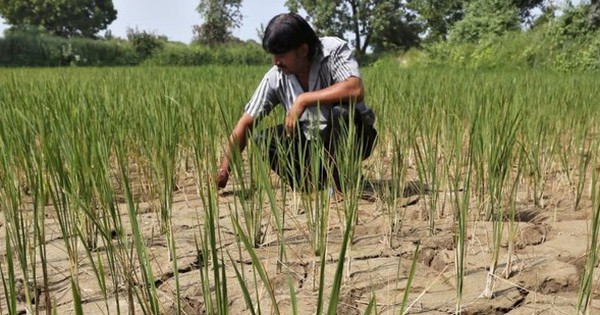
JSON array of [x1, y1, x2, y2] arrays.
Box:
[[254, 106, 377, 192]]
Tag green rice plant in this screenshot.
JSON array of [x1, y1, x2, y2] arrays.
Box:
[[0, 233, 18, 315], [573, 126, 593, 212], [34, 92, 90, 314], [85, 107, 129, 315], [1, 135, 28, 315], [114, 140, 161, 314], [2, 71, 122, 314], [322, 105, 367, 314], [383, 131, 409, 248], [502, 147, 524, 279], [254, 138, 299, 313], [577, 155, 600, 315], [65, 86, 142, 315], [231, 217, 281, 314], [19, 140, 53, 314], [412, 110, 443, 236], [45, 147, 84, 315], [366, 66, 412, 236], [521, 119, 553, 210], [198, 170, 230, 315], [190, 103, 233, 314], [445, 112, 473, 314], [301, 127, 332, 257], [224, 142, 282, 313], [363, 293, 377, 315], [218, 113, 267, 250], [479, 103, 522, 299], [142, 94, 183, 235], [224, 138, 277, 314], [324, 194, 358, 315], [469, 105, 486, 210], [137, 94, 184, 313], [557, 119, 576, 190], [400, 243, 420, 315], [0, 150, 36, 314]]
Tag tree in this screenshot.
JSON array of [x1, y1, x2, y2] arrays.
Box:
[[406, 0, 545, 42], [406, 0, 464, 42], [286, 0, 420, 56], [0, 0, 117, 38], [448, 0, 520, 44], [589, 0, 600, 29], [193, 0, 242, 45], [369, 8, 421, 53], [126, 28, 166, 60]]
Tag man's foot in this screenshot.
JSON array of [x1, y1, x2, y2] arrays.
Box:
[[328, 185, 378, 203], [360, 187, 378, 202]]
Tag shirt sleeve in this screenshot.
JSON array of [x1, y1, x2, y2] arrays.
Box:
[[329, 40, 361, 83], [244, 70, 280, 119]]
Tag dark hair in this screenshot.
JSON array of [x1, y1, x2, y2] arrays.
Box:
[[262, 13, 322, 59]]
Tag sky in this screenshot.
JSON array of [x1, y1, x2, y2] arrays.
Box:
[[0, 0, 289, 43]]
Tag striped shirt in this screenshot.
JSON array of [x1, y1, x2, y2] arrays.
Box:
[[244, 36, 375, 138]]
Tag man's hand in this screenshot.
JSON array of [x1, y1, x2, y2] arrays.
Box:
[[216, 168, 229, 189], [285, 99, 307, 136]]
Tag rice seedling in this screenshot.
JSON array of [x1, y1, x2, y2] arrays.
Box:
[[522, 120, 552, 210], [114, 140, 161, 314], [0, 139, 37, 315], [445, 111, 473, 314], [479, 101, 522, 299], [413, 107, 443, 235], [577, 147, 600, 315], [189, 98, 231, 315], [399, 242, 420, 315], [43, 118, 86, 314], [502, 148, 524, 279], [574, 127, 594, 212], [382, 131, 408, 248]]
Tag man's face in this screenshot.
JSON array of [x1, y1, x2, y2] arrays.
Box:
[[272, 44, 308, 75]]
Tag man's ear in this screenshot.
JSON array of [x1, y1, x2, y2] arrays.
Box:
[[299, 43, 309, 58]]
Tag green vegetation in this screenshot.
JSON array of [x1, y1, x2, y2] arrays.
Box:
[[2, 2, 600, 314], [0, 63, 599, 313]]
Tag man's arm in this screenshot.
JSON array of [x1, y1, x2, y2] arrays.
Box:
[[298, 76, 364, 107], [285, 76, 363, 135], [217, 113, 254, 188]]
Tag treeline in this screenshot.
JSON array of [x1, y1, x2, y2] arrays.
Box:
[[0, 27, 270, 67], [1, 0, 600, 70]]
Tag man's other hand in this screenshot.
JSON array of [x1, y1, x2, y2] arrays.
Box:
[[216, 168, 229, 189], [285, 102, 306, 136]]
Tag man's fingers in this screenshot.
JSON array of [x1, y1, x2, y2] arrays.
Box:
[[285, 115, 293, 136]]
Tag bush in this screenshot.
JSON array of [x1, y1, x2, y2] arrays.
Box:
[[126, 28, 166, 60], [0, 28, 271, 67], [0, 28, 67, 66], [144, 42, 270, 66], [423, 4, 600, 72], [0, 29, 138, 67], [65, 38, 139, 66]]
